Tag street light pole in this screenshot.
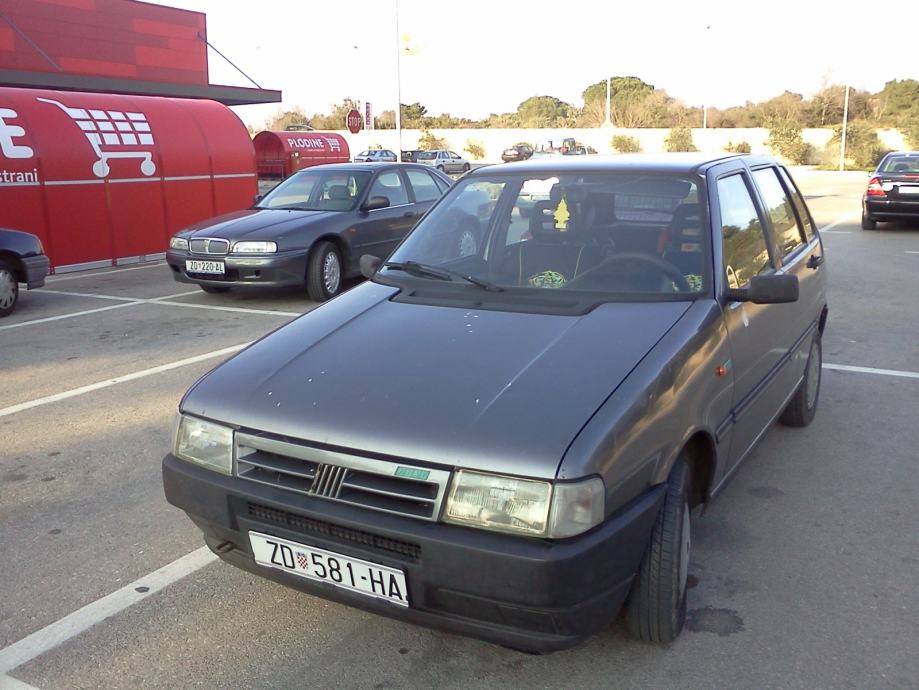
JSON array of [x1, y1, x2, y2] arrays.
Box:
[[394, 0, 403, 158], [839, 84, 850, 171]]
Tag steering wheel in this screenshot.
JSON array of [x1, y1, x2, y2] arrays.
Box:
[[568, 251, 691, 292]]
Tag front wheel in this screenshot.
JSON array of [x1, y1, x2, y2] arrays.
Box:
[[624, 459, 691, 643], [436, 165, 445, 172], [0, 260, 19, 317], [861, 210, 877, 230], [307, 241, 342, 302], [780, 332, 822, 427]]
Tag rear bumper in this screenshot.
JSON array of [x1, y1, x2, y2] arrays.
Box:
[[22, 255, 49, 289], [162, 454, 664, 652], [863, 197, 919, 220], [166, 249, 309, 288]]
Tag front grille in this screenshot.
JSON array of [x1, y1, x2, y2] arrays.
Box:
[[189, 238, 229, 255], [246, 502, 421, 560], [235, 432, 450, 522]]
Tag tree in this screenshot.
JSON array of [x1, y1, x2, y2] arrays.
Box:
[[311, 98, 360, 130], [765, 117, 812, 164], [400, 102, 429, 128], [265, 107, 311, 131], [516, 95, 573, 127], [375, 110, 395, 129], [579, 77, 687, 127]]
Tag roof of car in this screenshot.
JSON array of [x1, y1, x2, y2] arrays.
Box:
[[296, 162, 422, 172], [473, 152, 779, 176]]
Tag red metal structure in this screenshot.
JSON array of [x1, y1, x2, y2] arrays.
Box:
[[0, 86, 256, 272], [253, 131, 350, 179]]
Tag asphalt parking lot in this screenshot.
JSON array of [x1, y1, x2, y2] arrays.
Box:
[[1, 171, 918, 690]]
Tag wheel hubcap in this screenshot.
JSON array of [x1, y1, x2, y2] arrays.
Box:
[[322, 252, 340, 294], [458, 230, 477, 257], [679, 502, 691, 596], [806, 341, 821, 409], [0, 269, 15, 309]]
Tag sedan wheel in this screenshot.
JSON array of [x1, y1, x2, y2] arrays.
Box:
[[307, 241, 343, 302], [0, 262, 19, 317]]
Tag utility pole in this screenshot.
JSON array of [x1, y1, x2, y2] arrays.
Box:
[[839, 84, 850, 171], [394, 0, 403, 158]]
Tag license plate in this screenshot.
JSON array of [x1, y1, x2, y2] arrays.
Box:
[[248, 531, 409, 607], [897, 186, 919, 195], [186, 259, 225, 274]]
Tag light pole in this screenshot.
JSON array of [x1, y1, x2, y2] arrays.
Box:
[[839, 84, 850, 171], [394, 0, 403, 158]]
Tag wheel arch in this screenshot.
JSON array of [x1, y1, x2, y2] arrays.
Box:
[[0, 251, 25, 282], [673, 430, 717, 508]]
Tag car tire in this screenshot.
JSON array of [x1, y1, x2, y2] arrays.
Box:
[[307, 241, 342, 302], [780, 331, 822, 427], [199, 285, 230, 294], [624, 459, 692, 644], [861, 210, 877, 230], [436, 165, 445, 173], [0, 259, 19, 318]]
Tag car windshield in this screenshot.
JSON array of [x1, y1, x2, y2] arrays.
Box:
[[382, 172, 708, 301], [416, 152, 436, 160], [257, 170, 371, 211], [880, 155, 919, 173]]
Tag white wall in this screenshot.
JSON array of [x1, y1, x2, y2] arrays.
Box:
[[334, 127, 907, 164]]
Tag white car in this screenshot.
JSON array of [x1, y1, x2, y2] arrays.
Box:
[[415, 150, 470, 174], [353, 150, 398, 163]]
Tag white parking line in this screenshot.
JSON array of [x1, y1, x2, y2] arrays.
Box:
[[0, 674, 39, 689], [823, 363, 919, 380], [45, 262, 165, 283], [819, 212, 860, 233], [0, 301, 138, 331], [154, 300, 301, 318], [820, 230, 851, 235], [905, 251, 919, 254], [0, 547, 216, 676], [0, 342, 250, 419]]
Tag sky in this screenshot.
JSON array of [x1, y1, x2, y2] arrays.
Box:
[[151, 0, 918, 128]]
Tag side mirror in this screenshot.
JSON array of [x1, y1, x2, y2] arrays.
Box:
[[361, 196, 390, 214], [253, 194, 263, 206], [725, 273, 799, 304], [360, 254, 382, 279]]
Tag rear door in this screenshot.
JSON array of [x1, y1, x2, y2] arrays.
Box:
[[711, 166, 786, 473], [405, 168, 443, 217], [358, 169, 416, 260]]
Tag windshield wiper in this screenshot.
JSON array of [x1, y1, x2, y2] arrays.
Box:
[[384, 261, 503, 292]]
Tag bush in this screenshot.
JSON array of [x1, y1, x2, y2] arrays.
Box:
[[724, 140, 752, 154], [464, 139, 486, 160], [611, 135, 641, 153], [827, 121, 887, 170], [368, 143, 383, 150], [665, 126, 697, 152], [765, 118, 812, 164], [902, 122, 919, 150], [417, 129, 448, 150]]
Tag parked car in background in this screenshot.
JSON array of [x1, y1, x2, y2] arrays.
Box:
[[415, 149, 471, 174], [565, 145, 598, 155], [401, 150, 423, 162], [0, 228, 50, 318], [163, 154, 827, 652], [862, 151, 919, 229], [353, 150, 398, 163], [165, 163, 451, 301], [501, 144, 534, 163]]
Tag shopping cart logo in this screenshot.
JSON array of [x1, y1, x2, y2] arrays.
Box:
[[37, 98, 156, 179]]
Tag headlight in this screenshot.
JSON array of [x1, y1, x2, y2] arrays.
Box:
[[169, 236, 188, 250], [443, 470, 604, 538], [173, 414, 234, 475], [232, 241, 277, 253]]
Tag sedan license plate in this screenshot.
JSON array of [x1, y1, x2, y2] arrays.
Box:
[[248, 531, 409, 606], [186, 259, 225, 274], [897, 186, 919, 195]]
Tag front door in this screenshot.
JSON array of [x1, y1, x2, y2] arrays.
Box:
[[356, 169, 416, 261]]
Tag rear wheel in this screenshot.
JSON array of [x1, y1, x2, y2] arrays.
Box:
[[199, 285, 230, 294], [780, 332, 822, 427], [436, 165, 445, 173], [0, 260, 19, 317], [624, 459, 692, 643], [861, 209, 877, 230], [307, 241, 342, 302]]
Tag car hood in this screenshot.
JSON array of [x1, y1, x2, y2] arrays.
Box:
[[180, 208, 336, 241], [183, 283, 691, 479]]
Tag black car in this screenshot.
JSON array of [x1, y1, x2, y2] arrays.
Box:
[[862, 151, 919, 229], [165, 164, 452, 301], [164, 154, 827, 652], [501, 143, 534, 163], [400, 150, 422, 163], [0, 228, 50, 317]]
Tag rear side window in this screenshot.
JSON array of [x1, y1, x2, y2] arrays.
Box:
[[717, 174, 772, 289], [752, 167, 806, 258], [777, 167, 815, 242], [369, 171, 409, 206], [406, 169, 441, 202]]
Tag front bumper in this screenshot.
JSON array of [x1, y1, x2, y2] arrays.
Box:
[[165, 249, 309, 288], [163, 454, 664, 652], [22, 255, 49, 289], [863, 196, 919, 221]]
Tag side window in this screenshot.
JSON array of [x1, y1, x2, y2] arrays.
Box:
[[717, 174, 772, 289], [752, 167, 806, 258], [406, 169, 441, 202], [368, 171, 408, 206], [449, 151, 460, 159], [777, 167, 815, 242]]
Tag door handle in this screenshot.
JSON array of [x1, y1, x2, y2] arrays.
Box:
[[806, 254, 824, 269]]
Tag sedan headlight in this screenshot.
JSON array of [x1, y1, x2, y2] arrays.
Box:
[[173, 414, 234, 475], [443, 470, 604, 538], [232, 241, 277, 253], [169, 236, 189, 250]]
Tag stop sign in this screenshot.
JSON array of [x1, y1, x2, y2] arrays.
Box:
[[346, 109, 362, 134]]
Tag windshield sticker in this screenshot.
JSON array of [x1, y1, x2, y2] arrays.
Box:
[[528, 270, 567, 289]]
